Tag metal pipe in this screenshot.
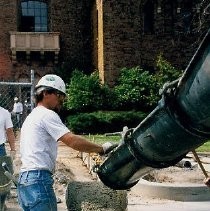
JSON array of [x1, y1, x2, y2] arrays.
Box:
[[192, 150, 208, 178], [2, 162, 18, 187], [30, 69, 35, 110]]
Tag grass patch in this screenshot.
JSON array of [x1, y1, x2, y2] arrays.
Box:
[[196, 141, 210, 152], [84, 134, 121, 145], [84, 135, 210, 153]]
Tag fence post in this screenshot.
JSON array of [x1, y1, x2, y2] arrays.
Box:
[[30, 69, 35, 111]]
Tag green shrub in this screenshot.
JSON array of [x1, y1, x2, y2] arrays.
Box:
[[64, 70, 117, 112], [64, 56, 182, 113], [114, 67, 159, 111], [66, 111, 147, 134], [155, 54, 182, 87]]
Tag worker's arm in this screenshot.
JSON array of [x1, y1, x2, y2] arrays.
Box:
[[6, 127, 16, 152], [59, 132, 116, 155], [6, 127, 16, 160]]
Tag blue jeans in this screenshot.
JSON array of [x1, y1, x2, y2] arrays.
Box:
[[0, 147, 7, 208], [0, 143, 6, 156], [15, 113, 22, 129], [17, 170, 57, 211]]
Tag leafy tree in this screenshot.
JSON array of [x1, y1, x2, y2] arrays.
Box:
[[64, 70, 117, 112], [155, 54, 182, 88], [114, 67, 159, 111], [64, 56, 182, 113]]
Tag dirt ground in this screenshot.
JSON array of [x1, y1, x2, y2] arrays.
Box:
[[4, 134, 209, 210], [144, 164, 206, 184]]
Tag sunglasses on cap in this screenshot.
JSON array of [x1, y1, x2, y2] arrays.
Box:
[[46, 88, 66, 98]]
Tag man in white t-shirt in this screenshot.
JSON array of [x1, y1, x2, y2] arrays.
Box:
[[12, 97, 23, 129], [17, 74, 117, 211], [0, 106, 16, 156], [0, 106, 16, 211]]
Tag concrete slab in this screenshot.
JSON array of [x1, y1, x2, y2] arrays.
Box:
[[127, 200, 210, 211], [134, 178, 210, 201]]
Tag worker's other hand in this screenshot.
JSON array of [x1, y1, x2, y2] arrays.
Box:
[[204, 177, 210, 187], [101, 142, 118, 155], [10, 150, 16, 160]]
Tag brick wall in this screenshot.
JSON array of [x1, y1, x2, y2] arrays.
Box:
[[0, 0, 17, 80], [51, 0, 93, 72], [0, 0, 209, 86], [0, 0, 93, 81], [102, 0, 209, 85]]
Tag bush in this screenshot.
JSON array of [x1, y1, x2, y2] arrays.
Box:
[[66, 111, 147, 134], [64, 56, 182, 114], [114, 67, 159, 111], [155, 54, 182, 87], [64, 70, 117, 112]]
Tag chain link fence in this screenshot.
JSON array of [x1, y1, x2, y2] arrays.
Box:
[[0, 70, 35, 130]]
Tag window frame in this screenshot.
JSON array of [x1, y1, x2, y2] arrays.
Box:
[[19, 0, 48, 32]]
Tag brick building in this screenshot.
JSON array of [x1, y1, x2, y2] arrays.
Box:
[[0, 0, 209, 85]]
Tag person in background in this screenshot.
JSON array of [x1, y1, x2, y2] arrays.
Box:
[[0, 106, 16, 211], [17, 74, 117, 211], [0, 106, 16, 157], [12, 97, 23, 129], [24, 99, 31, 115]]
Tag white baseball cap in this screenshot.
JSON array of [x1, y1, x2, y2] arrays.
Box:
[[35, 74, 66, 95]]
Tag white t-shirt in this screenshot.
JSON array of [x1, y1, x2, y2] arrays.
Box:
[[13, 102, 23, 113], [0, 107, 13, 144], [20, 106, 70, 173]]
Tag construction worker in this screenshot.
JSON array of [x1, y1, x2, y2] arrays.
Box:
[[17, 74, 117, 211], [0, 106, 16, 209], [0, 106, 16, 156], [12, 97, 23, 129]]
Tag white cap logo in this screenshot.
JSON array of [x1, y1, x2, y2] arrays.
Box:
[[46, 76, 55, 81]]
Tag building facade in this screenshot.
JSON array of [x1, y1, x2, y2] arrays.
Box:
[[0, 0, 209, 85]]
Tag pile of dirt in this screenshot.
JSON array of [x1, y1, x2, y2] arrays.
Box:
[[144, 165, 206, 184]]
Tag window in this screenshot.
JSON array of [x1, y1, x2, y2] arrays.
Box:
[[164, 1, 174, 34], [20, 0, 48, 32], [175, 0, 193, 34], [143, 0, 154, 34], [182, 7, 193, 33]]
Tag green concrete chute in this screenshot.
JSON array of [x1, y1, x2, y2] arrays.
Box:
[[96, 29, 210, 190]]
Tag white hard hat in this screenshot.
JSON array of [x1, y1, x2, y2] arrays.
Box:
[[35, 74, 66, 95], [14, 97, 18, 101]]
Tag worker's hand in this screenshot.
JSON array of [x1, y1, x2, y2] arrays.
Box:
[[204, 177, 210, 187], [101, 142, 118, 155], [10, 150, 16, 160]]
